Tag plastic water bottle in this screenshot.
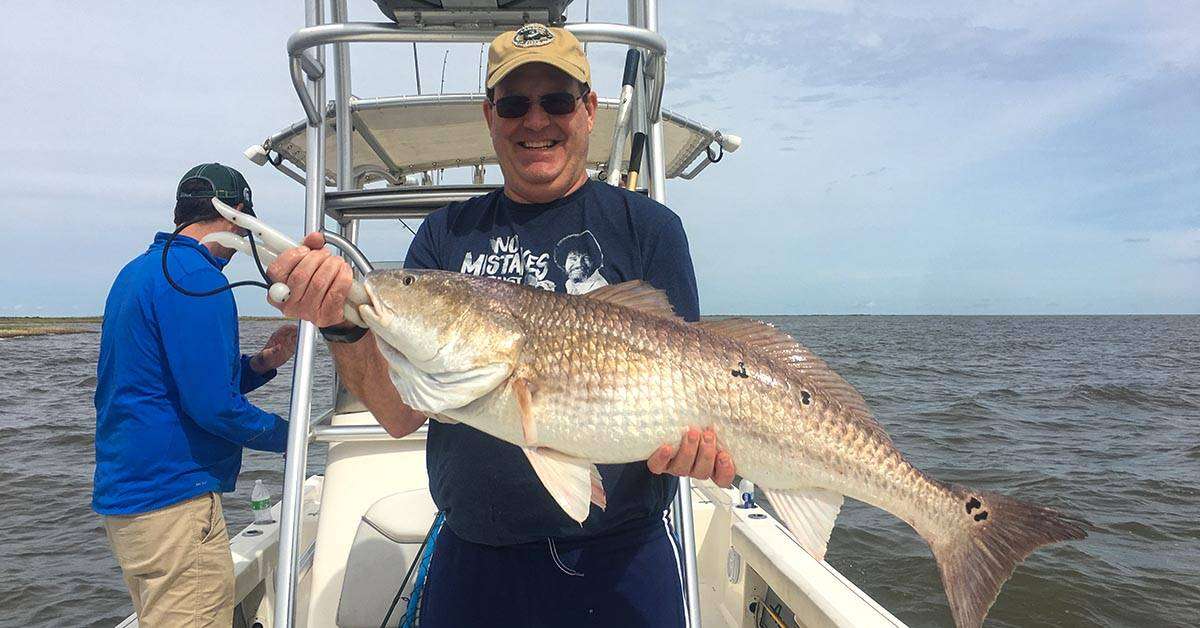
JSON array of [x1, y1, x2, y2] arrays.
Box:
[[250, 479, 273, 524], [737, 479, 757, 509]]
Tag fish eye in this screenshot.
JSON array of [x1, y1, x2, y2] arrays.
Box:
[[402, 275, 415, 286]]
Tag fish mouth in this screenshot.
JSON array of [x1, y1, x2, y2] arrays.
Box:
[[353, 279, 440, 365], [350, 280, 386, 329]]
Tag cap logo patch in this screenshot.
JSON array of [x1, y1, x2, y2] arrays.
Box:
[[513, 24, 554, 48]]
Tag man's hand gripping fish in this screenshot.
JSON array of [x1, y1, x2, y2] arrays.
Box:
[[206, 199, 1089, 628]]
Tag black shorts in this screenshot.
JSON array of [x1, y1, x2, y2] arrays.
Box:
[[414, 512, 689, 628]]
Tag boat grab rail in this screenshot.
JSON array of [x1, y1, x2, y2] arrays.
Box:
[[286, 22, 666, 128]]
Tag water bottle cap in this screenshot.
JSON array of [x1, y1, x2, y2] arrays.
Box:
[[254, 479, 263, 487]]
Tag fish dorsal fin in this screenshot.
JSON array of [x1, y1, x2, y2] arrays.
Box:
[[761, 487, 844, 561], [522, 448, 607, 523], [697, 318, 887, 441], [585, 281, 679, 320]]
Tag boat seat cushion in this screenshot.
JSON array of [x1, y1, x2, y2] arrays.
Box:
[[337, 489, 438, 627]]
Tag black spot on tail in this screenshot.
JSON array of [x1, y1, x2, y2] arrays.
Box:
[[926, 485, 1090, 628]]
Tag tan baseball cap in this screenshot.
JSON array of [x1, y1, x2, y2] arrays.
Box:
[[486, 23, 590, 90]]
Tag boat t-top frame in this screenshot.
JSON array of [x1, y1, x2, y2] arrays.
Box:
[[268, 2, 735, 625]]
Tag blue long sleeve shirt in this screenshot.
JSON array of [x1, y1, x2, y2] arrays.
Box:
[[92, 233, 290, 516]]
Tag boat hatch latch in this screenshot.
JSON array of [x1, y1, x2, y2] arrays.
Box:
[[726, 548, 743, 584]]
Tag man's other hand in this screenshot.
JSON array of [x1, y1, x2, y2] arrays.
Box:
[[266, 231, 353, 328], [250, 324, 298, 373], [647, 427, 736, 488]]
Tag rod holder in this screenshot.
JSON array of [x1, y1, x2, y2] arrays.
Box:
[[605, 50, 642, 186], [625, 132, 646, 190]]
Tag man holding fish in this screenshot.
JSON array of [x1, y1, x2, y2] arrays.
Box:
[[269, 24, 729, 628]]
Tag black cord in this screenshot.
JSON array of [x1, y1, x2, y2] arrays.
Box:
[[707, 142, 724, 164], [161, 220, 271, 297], [244, 225, 271, 284], [379, 515, 441, 628]]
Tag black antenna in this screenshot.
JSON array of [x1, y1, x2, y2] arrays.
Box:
[[584, 0, 591, 55], [412, 42, 422, 94], [439, 50, 449, 94]]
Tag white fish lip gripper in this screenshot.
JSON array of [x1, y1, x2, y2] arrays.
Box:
[[201, 198, 373, 316]]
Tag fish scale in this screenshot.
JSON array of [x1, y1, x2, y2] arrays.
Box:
[[354, 268, 1089, 628]]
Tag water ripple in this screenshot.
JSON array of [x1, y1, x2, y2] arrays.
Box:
[[2, 316, 1198, 627]]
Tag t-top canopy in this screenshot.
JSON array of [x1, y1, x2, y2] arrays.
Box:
[[255, 94, 733, 186]]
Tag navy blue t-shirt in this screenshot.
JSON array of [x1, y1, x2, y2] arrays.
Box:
[[404, 179, 700, 546]]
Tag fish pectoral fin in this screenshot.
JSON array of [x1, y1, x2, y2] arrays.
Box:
[[522, 447, 607, 523], [512, 377, 538, 446], [762, 487, 844, 561]]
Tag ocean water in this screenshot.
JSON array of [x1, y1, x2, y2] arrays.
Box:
[[0, 316, 1196, 627]]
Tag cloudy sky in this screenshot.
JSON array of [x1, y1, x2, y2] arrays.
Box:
[[2, 1, 1196, 315]]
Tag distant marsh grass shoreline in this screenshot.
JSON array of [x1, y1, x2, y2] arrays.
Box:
[[0, 316, 287, 338]]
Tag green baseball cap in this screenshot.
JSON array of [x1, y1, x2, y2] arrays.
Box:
[[176, 163, 254, 214]]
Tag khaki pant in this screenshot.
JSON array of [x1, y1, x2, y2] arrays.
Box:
[[103, 492, 235, 628]]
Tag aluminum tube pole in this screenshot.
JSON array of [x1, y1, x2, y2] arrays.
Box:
[[332, 0, 359, 255], [272, 158, 309, 186], [291, 57, 322, 126], [332, 0, 353, 193], [312, 424, 415, 442], [643, 1, 669, 201], [646, 112, 668, 196], [639, 1, 700, 624], [273, 1, 325, 626], [320, 231, 373, 274], [627, 0, 648, 151], [287, 22, 666, 56], [331, 0, 360, 417]]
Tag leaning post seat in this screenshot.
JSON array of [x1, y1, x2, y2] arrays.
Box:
[[305, 409, 432, 628], [337, 488, 439, 627]]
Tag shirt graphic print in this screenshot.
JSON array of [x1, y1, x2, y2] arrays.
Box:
[[458, 229, 610, 295]]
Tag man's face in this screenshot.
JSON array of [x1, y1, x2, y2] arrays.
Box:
[[484, 63, 597, 203], [564, 250, 591, 281]]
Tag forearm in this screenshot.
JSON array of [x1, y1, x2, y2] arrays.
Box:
[[330, 332, 427, 437], [240, 354, 277, 393]]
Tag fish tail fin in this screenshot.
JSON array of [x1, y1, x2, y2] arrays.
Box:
[[922, 483, 1089, 628]]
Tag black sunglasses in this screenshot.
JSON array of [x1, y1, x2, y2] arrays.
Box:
[[491, 89, 589, 119]]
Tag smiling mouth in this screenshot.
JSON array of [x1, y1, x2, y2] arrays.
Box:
[[518, 140, 561, 150]]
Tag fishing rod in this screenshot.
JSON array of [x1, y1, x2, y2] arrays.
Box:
[[161, 198, 374, 303]]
